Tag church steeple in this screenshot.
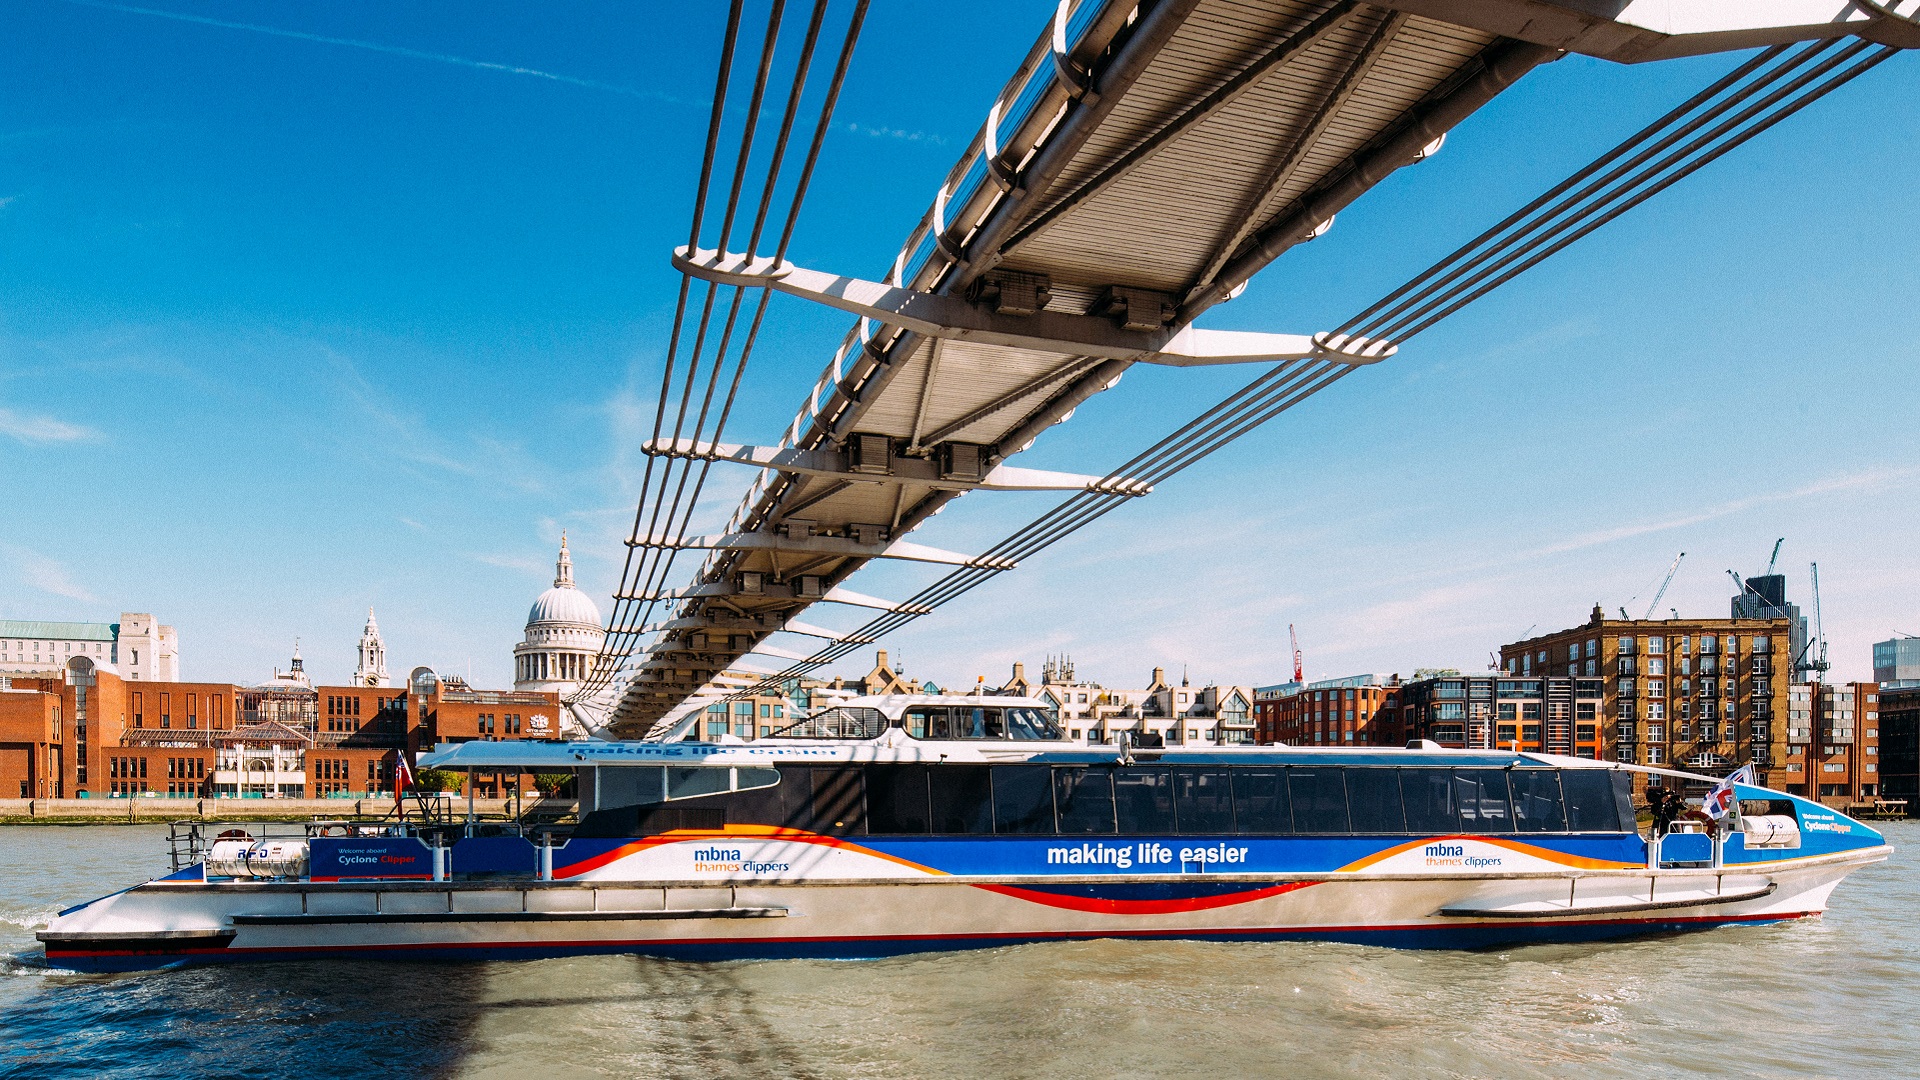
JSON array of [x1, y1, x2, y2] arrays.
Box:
[[554, 532, 575, 589], [356, 607, 390, 687]]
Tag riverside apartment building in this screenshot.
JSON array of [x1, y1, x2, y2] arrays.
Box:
[[1501, 605, 1796, 790]]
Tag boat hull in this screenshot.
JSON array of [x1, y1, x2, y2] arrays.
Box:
[[38, 848, 1883, 972]]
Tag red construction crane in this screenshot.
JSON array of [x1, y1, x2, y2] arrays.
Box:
[[1289, 625, 1304, 684]]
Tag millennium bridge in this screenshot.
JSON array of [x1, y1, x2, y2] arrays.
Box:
[[558, 0, 1920, 738]]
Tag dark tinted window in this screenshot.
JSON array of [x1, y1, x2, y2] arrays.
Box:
[[1288, 768, 1350, 833], [1173, 767, 1234, 834], [992, 765, 1054, 834], [1560, 768, 1621, 832], [1231, 768, 1291, 834], [1610, 771, 1636, 830], [866, 766, 929, 834], [810, 768, 865, 835], [1401, 769, 1458, 833], [929, 765, 993, 834], [1509, 770, 1565, 833], [1054, 767, 1116, 834], [1454, 770, 1512, 833], [1114, 767, 1174, 834], [1346, 768, 1406, 832]]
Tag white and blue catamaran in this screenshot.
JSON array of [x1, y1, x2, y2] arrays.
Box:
[[39, 694, 1890, 971]]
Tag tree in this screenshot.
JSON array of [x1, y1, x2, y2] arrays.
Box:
[[412, 768, 463, 793]]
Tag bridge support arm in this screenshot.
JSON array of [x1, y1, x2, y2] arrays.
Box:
[[672, 247, 1393, 366], [642, 437, 1153, 496]]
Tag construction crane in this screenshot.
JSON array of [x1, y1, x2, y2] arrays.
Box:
[[1765, 538, 1785, 577], [1801, 561, 1832, 680], [1289, 625, 1304, 685], [1620, 553, 1684, 621], [1644, 552, 1685, 619]]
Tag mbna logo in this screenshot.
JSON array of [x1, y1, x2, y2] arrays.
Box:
[[692, 848, 742, 862], [1424, 843, 1464, 857]]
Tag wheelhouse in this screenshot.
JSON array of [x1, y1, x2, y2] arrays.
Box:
[[762, 694, 1063, 742]]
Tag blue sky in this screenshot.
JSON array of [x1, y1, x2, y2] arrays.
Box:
[[2, 1, 1916, 692]]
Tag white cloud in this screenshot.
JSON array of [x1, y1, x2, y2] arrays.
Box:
[[469, 552, 551, 576], [0, 544, 100, 604], [0, 406, 100, 445]]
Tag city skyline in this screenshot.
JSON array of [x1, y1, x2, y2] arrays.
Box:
[[4, 2, 1917, 692]]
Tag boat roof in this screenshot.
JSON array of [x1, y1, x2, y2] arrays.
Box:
[[825, 693, 1052, 711], [418, 737, 1615, 772]]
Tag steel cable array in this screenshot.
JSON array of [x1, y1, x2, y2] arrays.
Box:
[[573, 0, 870, 712], [714, 35, 1899, 713]]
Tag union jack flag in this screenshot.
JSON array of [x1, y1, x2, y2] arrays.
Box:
[[1701, 764, 1757, 820]]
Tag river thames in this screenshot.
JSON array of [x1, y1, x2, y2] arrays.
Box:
[[1, 822, 1910, 1079]]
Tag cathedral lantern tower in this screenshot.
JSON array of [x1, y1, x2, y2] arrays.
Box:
[[514, 534, 606, 700]]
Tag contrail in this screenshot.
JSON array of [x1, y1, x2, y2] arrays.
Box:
[[60, 0, 692, 105]]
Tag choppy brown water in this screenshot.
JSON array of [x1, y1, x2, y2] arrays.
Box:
[[2, 823, 1911, 1079]]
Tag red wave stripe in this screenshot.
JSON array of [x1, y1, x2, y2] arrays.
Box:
[[1338, 835, 1642, 873], [555, 827, 945, 879], [972, 881, 1315, 915]]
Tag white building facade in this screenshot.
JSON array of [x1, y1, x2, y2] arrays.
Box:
[[0, 613, 177, 681]]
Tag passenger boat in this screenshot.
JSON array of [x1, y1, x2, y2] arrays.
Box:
[[38, 694, 1891, 971]]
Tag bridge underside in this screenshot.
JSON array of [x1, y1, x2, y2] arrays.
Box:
[[603, 0, 1916, 736]]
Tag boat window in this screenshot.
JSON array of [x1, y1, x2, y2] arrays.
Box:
[[1288, 768, 1350, 833], [1231, 768, 1292, 834], [1005, 707, 1063, 740], [1114, 767, 1174, 834], [668, 767, 731, 801], [595, 766, 662, 810], [951, 706, 1001, 739], [1509, 770, 1566, 832], [1454, 770, 1513, 833], [1053, 767, 1117, 834], [734, 767, 780, 794], [929, 765, 994, 834], [1560, 769, 1622, 832], [991, 765, 1054, 834], [1172, 767, 1234, 834], [809, 768, 865, 834], [867, 765, 930, 834], [905, 708, 940, 739], [768, 707, 887, 739], [1401, 769, 1459, 833], [1346, 768, 1407, 833]]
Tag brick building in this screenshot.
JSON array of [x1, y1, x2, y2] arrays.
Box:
[[0, 650, 561, 801], [0, 678, 67, 798], [1501, 605, 1795, 787], [1254, 676, 1403, 747], [1779, 681, 1882, 808]]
